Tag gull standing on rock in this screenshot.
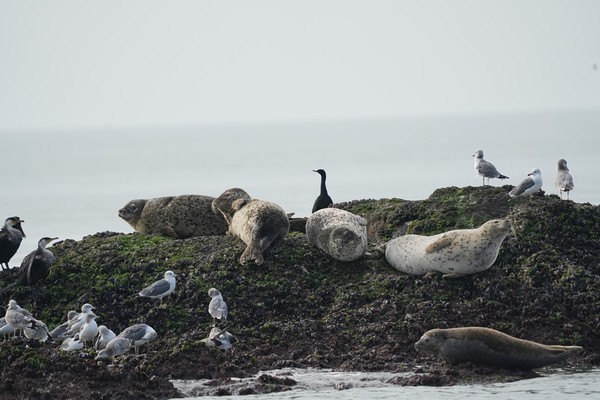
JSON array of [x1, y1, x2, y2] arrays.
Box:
[[117, 323, 157, 355], [0, 317, 15, 340], [66, 303, 95, 336], [61, 333, 84, 351], [24, 318, 52, 342], [0, 216, 26, 270], [509, 168, 543, 199], [208, 288, 228, 327], [206, 327, 238, 351], [78, 313, 99, 347], [555, 159, 574, 200], [473, 150, 509, 186], [5, 300, 35, 337], [138, 270, 176, 304]]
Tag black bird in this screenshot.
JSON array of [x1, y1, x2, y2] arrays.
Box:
[[0, 216, 26, 270], [312, 169, 333, 213], [21, 237, 58, 285]]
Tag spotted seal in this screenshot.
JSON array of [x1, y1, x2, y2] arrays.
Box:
[[415, 327, 583, 369], [384, 219, 512, 278], [306, 208, 367, 262], [118, 195, 228, 238], [211, 188, 289, 265]]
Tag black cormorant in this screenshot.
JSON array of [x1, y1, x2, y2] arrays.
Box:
[[0, 217, 26, 270], [312, 169, 333, 213]]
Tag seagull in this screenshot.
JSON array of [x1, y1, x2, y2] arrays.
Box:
[[206, 327, 237, 351], [50, 310, 78, 340], [117, 323, 157, 355], [138, 270, 176, 304], [61, 333, 84, 352], [312, 169, 333, 213], [78, 313, 99, 347], [0, 317, 15, 340], [473, 150, 509, 186], [5, 300, 35, 337], [509, 168, 543, 198], [555, 159, 574, 200], [95, 325, 117, 350], [95, 336, 133, 360], [208, 288, 228, 327], [66, 303, 95, 336], [23, 318, 52, 342]]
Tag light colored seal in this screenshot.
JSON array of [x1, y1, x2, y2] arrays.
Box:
[[118, 195, 228, 238], [384, 219, 512, 278], [414, 327, 583, 369], [306, 208, 368, 262], [212, 188, 290, 265]]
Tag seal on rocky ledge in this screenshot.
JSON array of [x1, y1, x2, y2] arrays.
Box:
[[306, 208, 367, 262], [118, 195, 228, 238], [414, 327, 583, 370], [384, 219, 512, 278], [211, 188, 289, 265]]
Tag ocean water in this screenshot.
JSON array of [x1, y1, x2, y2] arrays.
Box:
[[172, 367, 600, 400], [2, 110, 600, 398]]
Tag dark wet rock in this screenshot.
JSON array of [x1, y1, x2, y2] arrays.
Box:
[[0, 186, 598, 399]]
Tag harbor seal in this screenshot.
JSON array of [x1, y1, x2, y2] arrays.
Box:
[[384, 219, 512, 278], [414, 327, 583, 370], [306, 208, 368, 262], [118, 195, 228, 238], [212, 188, 290, 265]]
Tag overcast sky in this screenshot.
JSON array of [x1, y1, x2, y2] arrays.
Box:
[[1, 0, 599, 131]]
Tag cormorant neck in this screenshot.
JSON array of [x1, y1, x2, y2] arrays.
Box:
[[320, 174, 328, 195]]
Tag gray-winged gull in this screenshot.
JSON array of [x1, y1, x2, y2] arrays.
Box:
[[95, 336, 133, 359], [50, 310, 78, 340], [23, 318, 52, 342], [208, 288, 228, 327], [66, 303, 95, 336], [473, 150, 509, 186], [0, 317, 15, 340], [61, 333, 84, 351], [78, 313, 99, 347], [509, 168, 543, 198], [139, 270, 176, 304], [117, 323, 157, 355], [95, 325, 117, 350], [206, 327, 237, 351], [5, 300, 35, 337], [555, 159, 574, 200]]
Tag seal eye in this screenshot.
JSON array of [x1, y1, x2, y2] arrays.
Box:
[[129, 204, 137, 212]]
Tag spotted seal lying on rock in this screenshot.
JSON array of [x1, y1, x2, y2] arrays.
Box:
[[415, 327, 583, 369], [384, 219, 512, 278], [211, 188, 289, 265], [118, 195, 228, 238], [306, 208, 367, 262]]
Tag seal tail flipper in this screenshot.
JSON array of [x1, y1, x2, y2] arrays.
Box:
[[240, 242, 264, 265]]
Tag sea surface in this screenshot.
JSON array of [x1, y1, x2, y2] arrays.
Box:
[[2, 110, 600, 398]]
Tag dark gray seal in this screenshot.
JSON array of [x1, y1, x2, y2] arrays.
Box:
[[212, 188, 289, 265], [306, 208, 367, 262], [118, 195, 227, 238], [415, 327, 583, 370]]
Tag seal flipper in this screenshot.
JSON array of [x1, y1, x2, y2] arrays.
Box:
[[425, 233, 457, 253], [240, 241, 264, 265]]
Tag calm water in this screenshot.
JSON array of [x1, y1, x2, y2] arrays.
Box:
[[2, 110, 600, 398]]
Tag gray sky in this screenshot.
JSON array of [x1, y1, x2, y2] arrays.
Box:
[[1, 0, 599, 131]]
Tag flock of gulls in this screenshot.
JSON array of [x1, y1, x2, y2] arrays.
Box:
[[0, 150, 575, 363]]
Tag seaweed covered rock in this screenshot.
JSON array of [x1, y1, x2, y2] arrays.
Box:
[[0, 186, 598, 399]]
